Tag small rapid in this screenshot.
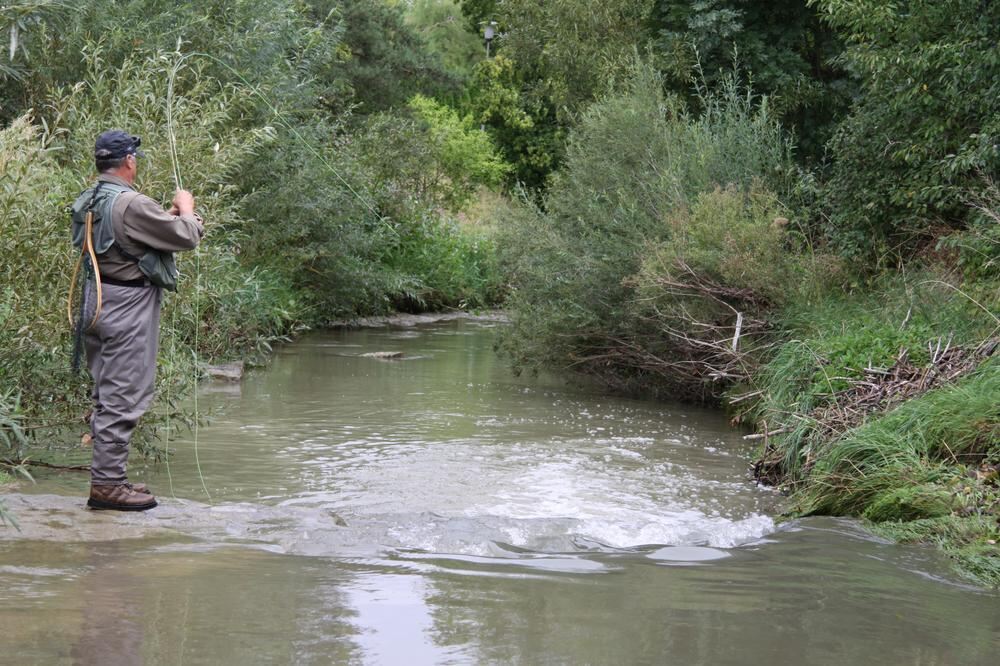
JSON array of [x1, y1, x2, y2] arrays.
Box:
[[149, 318, 777, 556]]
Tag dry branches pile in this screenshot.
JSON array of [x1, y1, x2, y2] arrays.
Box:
[[810, 336, 999, 442], [567, 261, 776, 401]]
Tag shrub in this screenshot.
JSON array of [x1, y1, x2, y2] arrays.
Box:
[[814, 0, 1000, 263], [357, 95, 510, 212], [498, 63, 805, 399]]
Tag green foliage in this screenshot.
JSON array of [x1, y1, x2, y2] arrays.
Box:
[[242, 98, 507, 319], [459, 0, 655, 187], [636, 184, 831, 309], [408, 94, 510, 207], [240, 121, 396, 319], [405, 0, 484, 78], [499, 64, 804, 398], [382, 213, 504, 310], [458, 0, 497, 30], [0, 116, 94, 439], [650, 0, 852, 161], [814, 0, 1000, 262], [495, 0, 654, 120], [461, 54, 557, 188], [936, 182, 1000, 281], [333, 0, 460, 113], [359, 94, 510, 213]]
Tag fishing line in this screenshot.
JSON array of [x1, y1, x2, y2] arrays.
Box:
[[161, 58, 179, 500], [172, 51, 395, 235], [161, 46, 394, 500], [165, 56, 210, 500]]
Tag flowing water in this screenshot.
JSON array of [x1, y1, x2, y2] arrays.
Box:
[[2, 317, 998, 664]]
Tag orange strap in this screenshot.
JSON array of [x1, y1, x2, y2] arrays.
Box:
[[66, 211, 103, 330]]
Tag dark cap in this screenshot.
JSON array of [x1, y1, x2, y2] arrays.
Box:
[[95, 129, 144, 160]]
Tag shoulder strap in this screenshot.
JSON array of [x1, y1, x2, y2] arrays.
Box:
[[110, 190, 143, 262]]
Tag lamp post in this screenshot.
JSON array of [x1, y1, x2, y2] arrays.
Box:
[[482, 20, 497, 58]]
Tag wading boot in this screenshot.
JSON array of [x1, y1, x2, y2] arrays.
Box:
[[87, 483, 158, 511], [127, 481, 150, 494]]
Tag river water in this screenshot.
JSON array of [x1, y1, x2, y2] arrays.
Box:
[[1, 318, 998, 664]]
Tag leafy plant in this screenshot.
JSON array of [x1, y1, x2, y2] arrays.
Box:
[[814, 0, 1000, 263]]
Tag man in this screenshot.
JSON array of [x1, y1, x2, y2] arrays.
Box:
[[72, 129, 204, 511]]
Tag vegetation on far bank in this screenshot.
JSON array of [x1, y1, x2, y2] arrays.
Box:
[[1, 0, 997, 583]]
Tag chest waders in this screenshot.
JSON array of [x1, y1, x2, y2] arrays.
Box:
[[67, 181, 178, 371]]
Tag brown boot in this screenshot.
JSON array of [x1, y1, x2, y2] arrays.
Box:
[[127, 481, 150, 494], [87, 483, 158, 511]]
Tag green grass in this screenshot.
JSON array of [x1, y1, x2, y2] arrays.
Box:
[[872, 516, 1000, 587], [798, 358, 998, 513], [787, 359, 1000, 584], [746, 273, 1000, 483]]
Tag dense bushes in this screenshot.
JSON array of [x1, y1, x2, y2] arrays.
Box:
[[814, 0, 1000, 262], [497, 66, 821, 399]]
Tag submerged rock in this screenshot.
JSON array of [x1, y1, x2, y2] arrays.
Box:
[[361, 351, 404, 360], [205, 362, 243, 381]]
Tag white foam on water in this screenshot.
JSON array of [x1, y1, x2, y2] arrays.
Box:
[[459, 449, 776, 550]]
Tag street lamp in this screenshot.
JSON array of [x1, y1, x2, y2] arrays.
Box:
[[482, 20, 498, 58]]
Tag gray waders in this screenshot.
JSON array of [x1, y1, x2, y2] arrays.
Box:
[[83, 279, 161, 485]]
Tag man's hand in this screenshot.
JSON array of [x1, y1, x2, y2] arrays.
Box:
[[171, 189, 195, 217]]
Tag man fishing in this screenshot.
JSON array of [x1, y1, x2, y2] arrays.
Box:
[[70, 129, 204, 511]]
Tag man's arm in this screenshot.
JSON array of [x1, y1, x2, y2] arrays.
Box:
[[122, 190, 204, 252]]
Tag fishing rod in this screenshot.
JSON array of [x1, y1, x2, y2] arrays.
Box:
[[169, 50, 396, 234], [164, 54, 210, 500]]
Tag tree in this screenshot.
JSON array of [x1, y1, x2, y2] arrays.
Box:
[[332, 0, 460, 113], [459, 0, 654, 188], [406, 0, 484, 78], [815, 0, 1000, 262], [649, 0, 851, 162]]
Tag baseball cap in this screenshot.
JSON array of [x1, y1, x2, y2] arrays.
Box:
[[94, 129, 145, 160]]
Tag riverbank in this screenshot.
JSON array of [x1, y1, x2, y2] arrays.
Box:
[[742, 280, 1000, 586]]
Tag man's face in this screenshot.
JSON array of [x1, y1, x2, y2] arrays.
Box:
[[123, 153, 138, 182]]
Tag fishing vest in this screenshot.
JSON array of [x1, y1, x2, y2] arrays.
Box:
[[70, 181, 179, 291]]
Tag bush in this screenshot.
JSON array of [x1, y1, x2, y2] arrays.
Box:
[[382, 212, 503, 310], [498, 64, 807, 399], [357, 95, 510, 212], [815, 0, 1000, 263]]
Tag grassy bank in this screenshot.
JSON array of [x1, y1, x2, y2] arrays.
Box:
[[744, 274, 999, 584]]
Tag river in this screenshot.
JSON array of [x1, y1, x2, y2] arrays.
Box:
[[1, 317, 998, 664]]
